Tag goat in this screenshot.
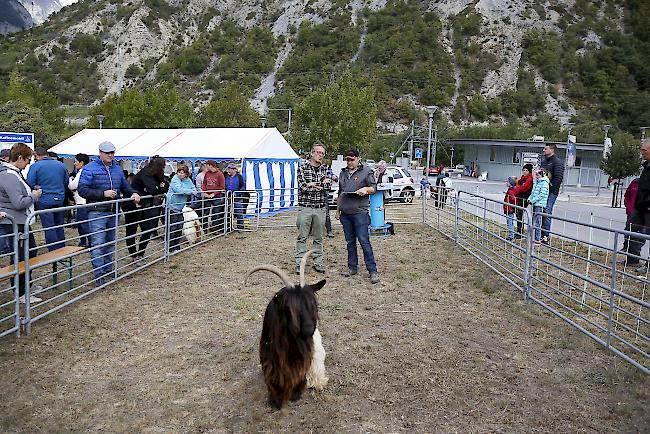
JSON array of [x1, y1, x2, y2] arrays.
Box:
[[244, 250, 328, 409], [182, 206, 203, 244]]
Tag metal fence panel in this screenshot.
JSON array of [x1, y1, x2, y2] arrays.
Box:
[[0, 216, 20, 338]]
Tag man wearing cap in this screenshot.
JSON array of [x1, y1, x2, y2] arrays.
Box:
[[336, 149, 380, 284], [296, 144, 335, 274], [201, 160, 226, 233], [26, 146, 70, 251], [224, 163, 245, 230], [78, 141, 140, 286]]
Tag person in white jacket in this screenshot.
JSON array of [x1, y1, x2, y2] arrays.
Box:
[[68, 153, 90, 247]]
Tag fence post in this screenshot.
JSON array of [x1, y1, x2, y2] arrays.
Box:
[[454, 190, 461, 245], [113, 202, 119, 280], [606, 232, 619, 349], [164, 200, 171, 261], [523, 208, 534, 301], [22, 219, 32, 335], [11, 218, 20, 338], [223, 191, 229, 235], [421, 186, 426, 225]]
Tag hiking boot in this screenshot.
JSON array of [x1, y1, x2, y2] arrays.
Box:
[[370, 272, 381, 284], [541, 236, 549, 245], [343, 268, 358, 277], [634, 265, 648, 274], [296, 266, 300, 275], [313, 264, 326, 274], [326, 232, 335, 238]]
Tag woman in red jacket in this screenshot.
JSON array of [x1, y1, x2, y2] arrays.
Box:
[[512, 163, 533, 238]]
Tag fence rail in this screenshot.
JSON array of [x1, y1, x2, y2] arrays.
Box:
[[424, 188, 649, 374]]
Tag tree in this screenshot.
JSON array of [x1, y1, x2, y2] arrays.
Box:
[[291, 73, 377, 157], [0, 100, 61, 147], [195, 83, 260, 127], [87, 83, 194, 128], [601, 140, 641, 206]]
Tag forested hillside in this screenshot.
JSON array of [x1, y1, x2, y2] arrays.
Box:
[[0, 0, 648, 148]]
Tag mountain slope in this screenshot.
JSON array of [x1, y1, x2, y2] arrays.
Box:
[[0, 0, 34, 34], [1, 0, 648, 135]]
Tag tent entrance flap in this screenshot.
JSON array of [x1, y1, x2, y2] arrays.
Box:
[[242, 159, 298, 215]]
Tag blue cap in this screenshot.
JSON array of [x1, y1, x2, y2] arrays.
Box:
[[98, 141, 116, 153]]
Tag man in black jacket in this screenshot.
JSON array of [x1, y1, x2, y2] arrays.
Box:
[[540, 144, 564, 244], [624, 139, 650, 269]]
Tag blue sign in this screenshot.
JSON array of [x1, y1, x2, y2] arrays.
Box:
[[0, 132, 34, 149], [414, 148, 423, 159]]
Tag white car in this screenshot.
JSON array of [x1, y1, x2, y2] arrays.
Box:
[[443, 164, 465, 175], [327, 166, 418, 206], [377, 166, 418, 203]]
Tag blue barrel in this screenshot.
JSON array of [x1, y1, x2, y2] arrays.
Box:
[[369, 191, 385, 228]]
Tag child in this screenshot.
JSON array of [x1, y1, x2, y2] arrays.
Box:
[[527, 168, 550, 244], [503, 176, 518, 241]]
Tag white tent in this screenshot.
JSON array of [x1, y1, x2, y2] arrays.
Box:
[[49, 128, 300, 214]]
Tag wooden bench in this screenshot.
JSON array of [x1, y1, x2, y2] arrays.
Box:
[[0, 246, 87, 291]]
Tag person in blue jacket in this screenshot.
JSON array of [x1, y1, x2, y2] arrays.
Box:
[[26, 147, 69, 251], [527, 168, 550, 244], [78, 141, 140, 286], [166, 164, 197, 252]]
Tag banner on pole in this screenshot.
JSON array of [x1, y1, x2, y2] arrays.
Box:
[[567, 134, 577, 167], [603, 137, 612, 158]]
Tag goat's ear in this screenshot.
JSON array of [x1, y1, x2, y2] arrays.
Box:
[[309, 279, 326, 292]]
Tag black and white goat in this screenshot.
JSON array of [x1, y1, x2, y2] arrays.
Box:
[[245, 250, 328, 409]]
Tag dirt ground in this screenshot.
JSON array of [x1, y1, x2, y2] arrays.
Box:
[[0, 225, 647, 433]]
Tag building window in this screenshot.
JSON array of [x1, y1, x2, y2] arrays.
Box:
[[490, 147, 496, 162]]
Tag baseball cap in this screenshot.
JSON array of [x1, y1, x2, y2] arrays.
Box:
[[0, 149, 10, 158], [98, 141, 116, 153], [226, 163, 237, 170], [344, 149, 359, 158]]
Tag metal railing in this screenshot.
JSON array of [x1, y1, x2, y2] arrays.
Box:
[[0, 215, 20, 338], [423, 188, 649, 374]]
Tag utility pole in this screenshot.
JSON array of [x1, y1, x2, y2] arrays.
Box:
[[425, 106, 437, 184], [409, 120, 414, 164], [450, 146, 455, 168], [598, 124, 611, 196]]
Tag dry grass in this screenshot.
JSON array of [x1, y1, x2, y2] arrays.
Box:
[[0, 225, 647, 433]]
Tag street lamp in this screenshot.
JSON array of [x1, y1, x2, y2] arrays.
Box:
[[260, 116, 267, 128], [425, 105, 437, 183], [561, 122, 574, 193], [96, 114, 105, 129]]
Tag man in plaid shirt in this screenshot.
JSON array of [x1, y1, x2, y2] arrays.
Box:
[[296, 144, 336, 274]]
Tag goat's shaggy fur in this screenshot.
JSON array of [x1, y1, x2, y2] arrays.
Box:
[[182, 206, 202, 244], [245, 251, 328, 409]]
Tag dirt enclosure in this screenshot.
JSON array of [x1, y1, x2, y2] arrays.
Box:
[[0, 225, 647, 432]]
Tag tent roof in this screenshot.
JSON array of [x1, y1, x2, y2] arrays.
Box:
[[49, 128, 298, 161]]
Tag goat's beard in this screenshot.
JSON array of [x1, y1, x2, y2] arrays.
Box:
[[306, 326, 328, 390]]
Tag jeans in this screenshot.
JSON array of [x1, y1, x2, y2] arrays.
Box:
[[506, 213, 515, 240], [168, 209, 184, 252], [622, 210, 648, 264], [295, 206, 326, 267], [340, 212, 377, 273], [124, 206, 159, 257], [325, 206, 332, 234], [88, 211, 117, 279], [541, 193, 558, 239], [232, 197, 244, 230], [533, 206, 544, 241], [76, 207, 91, 247], [37, 202, 65, 251], [0, 225, 37, 296], [203, 196, 224, 233]]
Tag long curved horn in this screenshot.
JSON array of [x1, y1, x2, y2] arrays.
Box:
[[299, 250, 315, 288], [245, 265, 294, 288]]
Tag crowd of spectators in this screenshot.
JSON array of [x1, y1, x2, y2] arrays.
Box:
[[0, 141, 252, 294]]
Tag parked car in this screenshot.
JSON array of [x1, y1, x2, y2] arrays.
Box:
[[422, 165, 439, 176], [377, 166, 418, 203], [443, 164, 465, 175]]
